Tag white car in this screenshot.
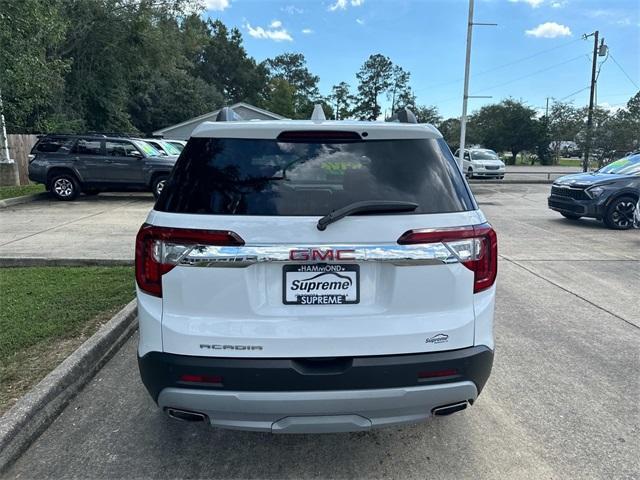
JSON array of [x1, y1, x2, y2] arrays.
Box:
[[455, 148, 506, 179], [142, 138, 183, 157], [135, 108, 497, 433]]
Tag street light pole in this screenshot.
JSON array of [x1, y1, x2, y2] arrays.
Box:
[[458, 0, 496, 170], [458, 0, 475, 170]]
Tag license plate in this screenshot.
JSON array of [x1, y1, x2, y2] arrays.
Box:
[[283, 264, 360, 305]]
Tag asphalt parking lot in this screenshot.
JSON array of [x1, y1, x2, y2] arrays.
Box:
[[2, 184, 639, 479]]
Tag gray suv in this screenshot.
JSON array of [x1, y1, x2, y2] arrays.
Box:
[[28, 134, 178, 200]]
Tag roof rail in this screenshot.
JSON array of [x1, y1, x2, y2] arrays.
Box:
[[86, 131, 137, 138], [388, 107, 418, 124], [310, 104, 327, 121], [216, 107, 243, 122]]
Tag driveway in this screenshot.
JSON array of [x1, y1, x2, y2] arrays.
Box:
[[0, 194, 152, 261], [2, 185, 640, 479]]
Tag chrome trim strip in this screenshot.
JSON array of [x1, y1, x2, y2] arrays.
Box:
[[177, 243, 458, 268]]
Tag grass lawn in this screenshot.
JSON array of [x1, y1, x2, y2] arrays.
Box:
[[557, 157, 583, 167], [0, 266, 135, 414], [0, 184, 46, 200]]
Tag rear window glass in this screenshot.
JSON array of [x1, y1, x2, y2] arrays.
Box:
[[105, 141, 139, 157], [33, 137, 74, 153], [71, 139, 102, 155], [156, 137, 474, 216]]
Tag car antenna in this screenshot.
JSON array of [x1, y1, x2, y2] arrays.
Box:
[[215, 107, 243, 122], [388, 107, 418, 124], [310, 104, 326, 121]]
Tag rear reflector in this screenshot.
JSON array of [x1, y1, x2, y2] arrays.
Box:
[[418, 369, 458, 379], [397, 223, 498, 293], [135, 224, 244, 297], [179, 374, 223, 385]]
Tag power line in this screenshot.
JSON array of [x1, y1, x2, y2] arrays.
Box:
[[472, 54, 588, 94], [433, 53, 589, 105], [609, 54, 639, 90], [416, 37, 583, 93], [558, 86, 591, 101]]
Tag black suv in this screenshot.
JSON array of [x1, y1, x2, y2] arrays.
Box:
[[28, 134, 178, 200], [548, 153, 640, 229]]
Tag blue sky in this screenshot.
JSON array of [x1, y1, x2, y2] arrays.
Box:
[[204, 0, 640, 118]]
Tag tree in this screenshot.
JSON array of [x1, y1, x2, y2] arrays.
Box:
[[387, 65, 415, 114], [0, 0, 70, 132], [264, 53, 319, 118], [329, 82, 354, 120], [262, 78, 296, 118], [128, 69, 223, 134], [575, 99, 639, 168], [198, 20, 268, 105], [354, 54, 393, 120], [470, 99, 542, 164], [547, 101, 582, 163], [413, 105, 441, 125], [438, 118, 461, 151]]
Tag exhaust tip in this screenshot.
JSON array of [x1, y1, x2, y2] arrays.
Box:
[[165, 408, 207, 423], [432, 401, 468, 416]]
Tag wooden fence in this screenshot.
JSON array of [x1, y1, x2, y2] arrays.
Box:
[[7, 134, 37, 185]]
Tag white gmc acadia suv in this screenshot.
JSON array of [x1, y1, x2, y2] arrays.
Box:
[[135, 108, 497, 433]]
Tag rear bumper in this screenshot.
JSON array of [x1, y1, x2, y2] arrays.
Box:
[[159, 381, 478, 433], [138, 346, 493, 432], [473, 170, 504, 177]]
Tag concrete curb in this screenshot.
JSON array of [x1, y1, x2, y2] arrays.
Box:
[[0, 258, 133, 268], [0, 300, 138, 473], [469, 179, 554, 185], [0, 192, 48, 209]]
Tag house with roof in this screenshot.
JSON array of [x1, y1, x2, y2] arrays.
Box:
[[152, 102, 285, 140]]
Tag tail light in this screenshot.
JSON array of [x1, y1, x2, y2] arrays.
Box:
[[135, 224, 244, 297], [397, 223, 497, 293]]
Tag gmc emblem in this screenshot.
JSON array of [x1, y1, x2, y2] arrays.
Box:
[[289, 248, 356, 261]]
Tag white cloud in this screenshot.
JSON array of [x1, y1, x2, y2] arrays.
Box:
[[356, 18, 365, 25], [203, 0, 230, 11], [282, 5, 303, 14], [509, 0, 545, 7], [551, 1, 567, 7], [598, 102, 625, 114], [525, 22, 572, 38], [301, 28, 314, 34], [328, 0, 364, 11], [245, 22, 293, 42]]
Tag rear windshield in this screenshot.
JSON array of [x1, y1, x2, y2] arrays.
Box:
[[155, 137, 475, 216]]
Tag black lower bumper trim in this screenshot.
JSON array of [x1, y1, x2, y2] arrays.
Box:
[[138, 346, 494, 403]]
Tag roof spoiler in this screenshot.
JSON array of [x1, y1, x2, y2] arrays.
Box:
[[215, 107, 244, 122], [388, 107, 418, 124]]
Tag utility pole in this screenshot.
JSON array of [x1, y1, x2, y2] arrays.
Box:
[[545, 97, 550, 118], [458, 0, 496, 170], [582, 30, 599, 172]]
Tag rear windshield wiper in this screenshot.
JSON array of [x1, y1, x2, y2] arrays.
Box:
[[317, 200, 419, 231]]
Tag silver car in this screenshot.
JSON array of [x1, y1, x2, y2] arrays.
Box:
[[455, 148, 506, 180]]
